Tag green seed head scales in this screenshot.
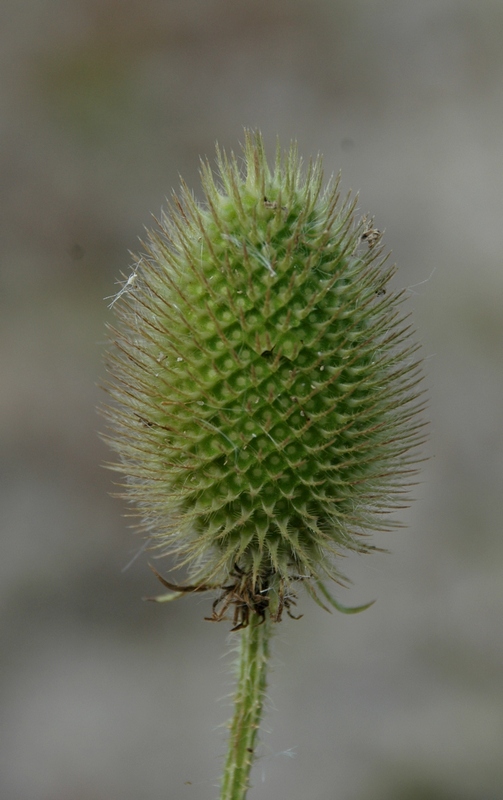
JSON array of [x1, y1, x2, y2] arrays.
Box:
[[103, 131, 425, 626]]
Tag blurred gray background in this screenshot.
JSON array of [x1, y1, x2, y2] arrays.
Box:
[[1, 1, 502, 799]]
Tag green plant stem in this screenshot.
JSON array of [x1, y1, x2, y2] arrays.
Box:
[[220, 613, 271, 800]]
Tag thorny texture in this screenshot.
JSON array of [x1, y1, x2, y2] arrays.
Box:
[[220, 614, 270, 800], [102, 131, 426, 623]]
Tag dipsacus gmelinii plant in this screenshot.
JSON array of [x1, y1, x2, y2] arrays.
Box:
[[103, 131, 425, 800]]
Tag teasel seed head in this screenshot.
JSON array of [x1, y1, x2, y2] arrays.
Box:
[[102, 131, 426, 625]]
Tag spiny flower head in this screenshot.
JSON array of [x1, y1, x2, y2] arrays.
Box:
[[103, 131, 425, 625]]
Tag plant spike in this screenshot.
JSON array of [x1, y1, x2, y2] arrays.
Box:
[[102, 130, 426, 799]]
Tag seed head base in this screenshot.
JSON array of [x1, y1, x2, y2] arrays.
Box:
[[148, 563, 303, 631]]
